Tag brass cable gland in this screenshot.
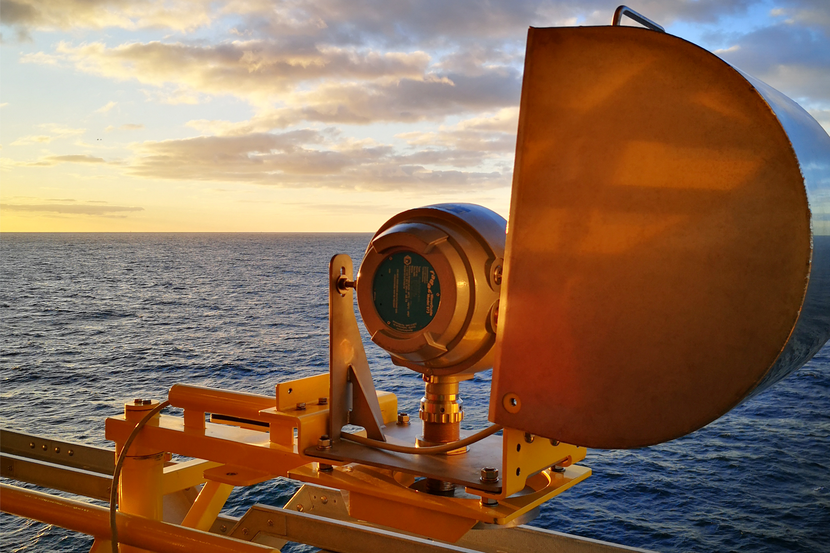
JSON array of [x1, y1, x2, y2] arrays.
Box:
[[419, 376, 464, 425]]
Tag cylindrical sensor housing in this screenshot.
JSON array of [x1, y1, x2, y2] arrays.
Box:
[[357, 204, 506, 376]]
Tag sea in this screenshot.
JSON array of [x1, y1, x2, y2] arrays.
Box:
[[1, 233, 828, 553]]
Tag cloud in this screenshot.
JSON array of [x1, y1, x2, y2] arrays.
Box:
[[715, 22, 830, 103], [5, 153, 110, 166], [10, 124, 85, 145], [128, 129, 509, 191], [43, 154, 108, 164], [23, 40, 432, 105], [0, 202, 143, 216], [96, 101, 117, 113], [119, 123, 144, 130], [0, 0, 215, 36]]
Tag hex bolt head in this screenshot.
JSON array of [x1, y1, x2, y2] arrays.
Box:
[[29, 442, 35, 449], [480, 467, 499, 483], [397, 412, 410, 425], [317, 434, 332, 450], [68, 449, 74, 456], [296, 504, 305, 512], [54, 447, 60, 454], [296, 402, 307, 411], [318, 397, 328, 405], [242, 528, 249, 536], [524, 432, 535, 443], [267, 519, 274, 527], [321, 496, 328, 504], [220, 525, 227, 533]]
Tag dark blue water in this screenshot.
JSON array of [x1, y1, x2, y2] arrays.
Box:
[[1, 233, 828, 552]]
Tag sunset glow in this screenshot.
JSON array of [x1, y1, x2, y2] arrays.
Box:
[[1, 1, 828, 232]]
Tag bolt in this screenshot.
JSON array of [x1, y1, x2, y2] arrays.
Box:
[[321, 496, 328, 504], [42, 445, 47, 451], [552, 465, 565, 473], [296, 402, 307, 411], [550, 439, 560, 446], [54, 447, 60, 454], [493, 265, 503, 285], [220, 525, 227, 533], [267, 519, 274, 527], [319, 463, 333, 472], [29, 442, 35, 449], [318, 397, 328, 405], [134, 398, 143, 405], [481, 497, 499, 507], [336, 275, 356, 292], [317, 434, 332, 450], [480, 467, 499, 483], [296, 504, 305, 512], [242, 528, 249, 536], [68, 449, 74, 456], [142, 399, 151, 405], [524, 432, 535, 443], [397, 412, 410, 425]]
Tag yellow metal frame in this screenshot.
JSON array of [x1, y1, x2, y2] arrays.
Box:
[[100, 378, 590, 543]]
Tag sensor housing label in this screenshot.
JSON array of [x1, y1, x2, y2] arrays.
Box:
[[373, 251, 440, 333]]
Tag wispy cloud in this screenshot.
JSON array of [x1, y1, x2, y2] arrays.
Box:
[[10, 124, 85, 145], [0, 202, 143, 216], [96, 101, 117, 113], [128, 130, 508, 191]]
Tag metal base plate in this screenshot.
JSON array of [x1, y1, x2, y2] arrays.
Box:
[[304, 422, 503, 493]]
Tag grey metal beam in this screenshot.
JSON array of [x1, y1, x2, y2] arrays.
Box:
[[0, 429, 114, 474], [1, 453, 112, 501]]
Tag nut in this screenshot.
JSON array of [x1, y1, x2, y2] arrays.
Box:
[[317, 434, 332, 450], [397, 412, 410, 425], [480, 467, 499, 483]]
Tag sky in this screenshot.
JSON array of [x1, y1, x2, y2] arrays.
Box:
[[1, 0, 828, 232]]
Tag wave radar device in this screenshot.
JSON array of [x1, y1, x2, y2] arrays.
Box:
[[2, 7, 829, 553]]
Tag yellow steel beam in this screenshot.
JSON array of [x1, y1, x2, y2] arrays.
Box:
[[0, 483, 278, 553], [181, 480, 234, 532], [162, 458, 223, 495], [106, 415, 304, 477]]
